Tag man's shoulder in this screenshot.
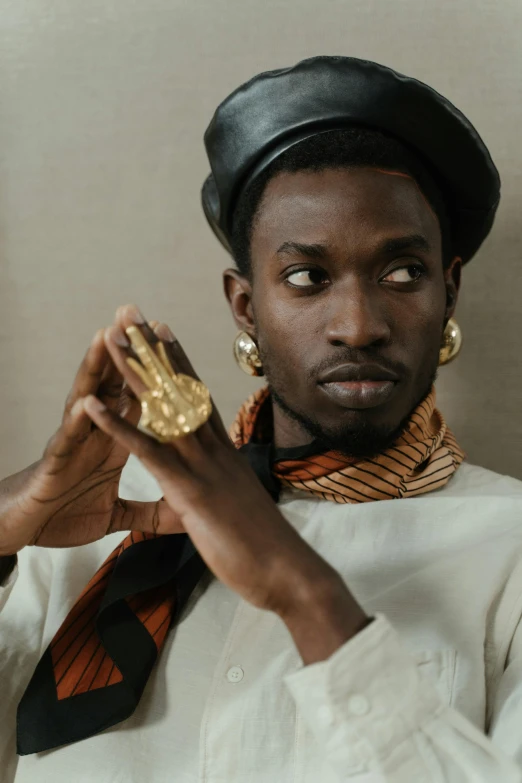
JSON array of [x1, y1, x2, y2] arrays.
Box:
[[438, 460, 522, 501]]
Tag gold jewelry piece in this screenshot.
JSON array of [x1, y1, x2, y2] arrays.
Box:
[[125, 326, 212, 442], [439, 317, 462, 365], [233, 330, 264, 376]]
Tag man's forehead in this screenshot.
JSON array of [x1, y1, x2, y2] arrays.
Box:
[[253, 167, 441, 251]]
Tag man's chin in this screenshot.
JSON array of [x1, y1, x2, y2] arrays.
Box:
[[269, 376, 437, 460], [270, 385, 403, 458]]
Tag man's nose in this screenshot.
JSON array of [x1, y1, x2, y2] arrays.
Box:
[[324, 283, 391, 349]]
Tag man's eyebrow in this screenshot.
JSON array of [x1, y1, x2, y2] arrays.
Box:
[[276, 235, 432, 260], [381, 234, 432, 254], [276, 241, 330, 259]]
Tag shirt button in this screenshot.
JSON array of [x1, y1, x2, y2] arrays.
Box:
[[226, 665, 244, 683], [348, 694, 370, 716]]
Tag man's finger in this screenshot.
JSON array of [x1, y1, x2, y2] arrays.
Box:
[[110, 303, 231, 444], [112, 304, 197, 381], [82, 395, 185, 477], [125, 326, 168, 389], [103, 326, 150, 399], [120, 383, 142, 426], [63, 329, 109, 417], [45, 398, 94, 464], [98, 355, 125, 412], [114, 304, 159, 347]]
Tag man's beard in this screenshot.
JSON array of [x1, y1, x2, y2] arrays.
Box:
[[267, 370, 439, 460]]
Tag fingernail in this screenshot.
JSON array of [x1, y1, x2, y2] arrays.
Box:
[[84, 395, 106, 413], [71, 398, 85, 416], [108, 326, 129, 347], [127, 304, 146, 324], [155, 323, 176, 342]]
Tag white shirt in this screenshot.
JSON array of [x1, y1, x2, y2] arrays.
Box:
[[2, 456, 522, 782]]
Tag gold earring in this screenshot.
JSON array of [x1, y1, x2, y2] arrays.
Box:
[[439, 318, 462, 365], [233, 331, 264, 376]]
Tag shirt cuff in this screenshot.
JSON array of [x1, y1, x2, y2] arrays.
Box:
[[0, 558, 18, 613], [284, 612, 444, 774]]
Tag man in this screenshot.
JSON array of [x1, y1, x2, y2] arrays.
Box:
[[1, 56, 522, 781]]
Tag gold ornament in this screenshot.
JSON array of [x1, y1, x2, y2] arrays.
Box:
[[233, 331, 264, 376], [125, 325, 212, 442], [439, 317, 462, 366]]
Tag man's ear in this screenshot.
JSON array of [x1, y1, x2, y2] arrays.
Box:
[[444, 257, 462, 321], [223, 268, 256, 334]]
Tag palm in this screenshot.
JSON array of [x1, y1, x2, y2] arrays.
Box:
[[20, 430, 130, 548]]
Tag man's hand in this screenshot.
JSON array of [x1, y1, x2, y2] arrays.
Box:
[[82, 306, 371, 663], [0, 309, 185, 556]]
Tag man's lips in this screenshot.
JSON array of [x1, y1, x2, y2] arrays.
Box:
[[317, 364, 400, 410], [318, 362, 400, 384], [318, 379, 397, 409]]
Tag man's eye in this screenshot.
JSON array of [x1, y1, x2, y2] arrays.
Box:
[[285, 268, 326, 287], [383, 264, 425, 283]]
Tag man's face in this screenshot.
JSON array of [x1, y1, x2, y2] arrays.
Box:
[[225, 166, 459, 456]]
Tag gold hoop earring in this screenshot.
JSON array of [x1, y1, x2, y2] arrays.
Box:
[[439, 318, 462, 365], [233, 331, 264, 376]]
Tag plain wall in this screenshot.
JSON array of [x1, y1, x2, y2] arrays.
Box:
[[0, 0, 520, 478]]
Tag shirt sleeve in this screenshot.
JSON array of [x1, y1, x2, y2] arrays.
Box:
[[284, 612, 522, 781], [0, 547, 54, 783]]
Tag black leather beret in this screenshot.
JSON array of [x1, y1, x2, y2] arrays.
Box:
[[202, 56, 500, 264]]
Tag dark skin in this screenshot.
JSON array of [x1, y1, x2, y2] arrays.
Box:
[[224, 167, 460, 454], [0, 167, 460, 664]]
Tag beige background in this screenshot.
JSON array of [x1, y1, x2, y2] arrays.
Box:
[[0, 0, 520, 479]]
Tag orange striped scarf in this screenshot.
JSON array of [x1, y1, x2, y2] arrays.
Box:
[[229, 384, 465, 503]]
